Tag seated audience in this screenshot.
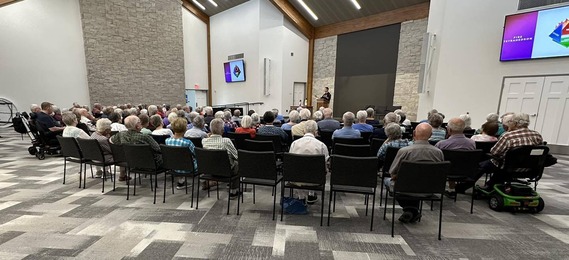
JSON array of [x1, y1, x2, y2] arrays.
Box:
[[352, 110, 374, 132], [251, 113, 261, 130], [150, 114, 173, 136], [139, 114, 152, 134], [419, 108, 438, 123], [231, 109, 242, 125], [289, 120, 329, 204], [291, 109, 311, 136], [387, 123, 444, 223], [428, 113, 446, 141], [235, 115, 256, 138], [62, 111, 91, 139], [52, 106, 63, 125], [35, 102, 65, 142], [73, 109, 91, 135], [377, 123, 411, 160], [223, 111, 238, 133], [332, 112, 361, 139], [147, 105, 158, 117], [317, 108, 340, 132], [257, 111, 288, 141], [185, 115, 208, 138], [365, 108, 380, 125], [109, 112, 128, 132], [273, 108, 284, 123], [163, 111, 178, 128], [459, 113, 472, 131], [471, 121, 499, 142], [394, 109, 411, 126], [203, 106, 214, 126], [90, 118, 118, 179], [313, 110, 323, 122], [202, 118, 240, 198], [499, 112, 514, 135], [373, 112, 398, 140], [435, 117, 475, 150], [165, 118, 198, 190], [281, 110, 300, 131], [111, 115, 162, 172], [248, 109, 256, 116]]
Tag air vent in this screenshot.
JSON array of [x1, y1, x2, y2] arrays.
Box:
[[228, 53, 244, 60], [518, 0, 569, 10]]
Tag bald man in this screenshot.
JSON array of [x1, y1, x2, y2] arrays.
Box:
[[435, 117, 475, 150], [387, 123, 444, 223]]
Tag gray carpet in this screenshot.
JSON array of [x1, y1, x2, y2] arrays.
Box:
[[0, 128, 568, 259]]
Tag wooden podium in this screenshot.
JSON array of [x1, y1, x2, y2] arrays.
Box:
[[316, 99, 329, 109]]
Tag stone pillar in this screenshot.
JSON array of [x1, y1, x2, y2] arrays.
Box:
[[79, 0, 185, 106], [394, 18, 428, 121], [311, 36, 337, 114]]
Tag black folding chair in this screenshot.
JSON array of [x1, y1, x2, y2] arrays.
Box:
[[441, 149, 483, 213], [244, 139, 274, 152], [77, 139, 116, 193], [360, 131, 373, 143], [370, 138, 385, 157], [195, 148, 239, 215], [379, 147, 400, 206], [123, 144, 166, 204], [160, 145, 198, 206], [110, 143, 131, 197], [385, 161, 450, 240], [281, 153, 327, 226], [151, 135, 169, 144], [283, 129, 293, 146], [318, 130, 334, 152], [333, 137, 367, 145], [237, 150, 283, 219], [185, 137, 203, 148], [333, 143, 371, 157], [255, 134, 285, 154], [328, 155, 378, 231], [57, 136, 91, 188], [226, 132, 251, 150]]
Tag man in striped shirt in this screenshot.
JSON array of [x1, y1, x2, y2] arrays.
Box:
[[479, 113, 543, 190], [202, 118, 240, 199]]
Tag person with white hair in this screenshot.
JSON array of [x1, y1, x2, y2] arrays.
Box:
[[419, 108, 439, 123], [313, 110, 323, 122], [332, 112, 361, 139], [62, 111, 91, 139], [203, 106, 214, 126], [317, 108, 340, 132], [147, 105, 158, 116], [235, 115, 256, 138], [150, 115, 173, 137], [352, 110, 373, 133], [458, 113, 472, 130], [373, 112, 400, 140], [166, 118, 198, 189], [90, 118, 119, 178], [289, 120, 329, 204], [365, 108, 380, 125], [281, 110, 300, 131], [185, 115, 208, 139], [223, 110, 238, 133], [291, 109, 312, 136], [377, 123, 411, 160], [394, 109, 411, 126], [164, 112, 178, 128], [231, 109, 242, 125], [250, 113, 261, 130], [110, 115, 162, 175]]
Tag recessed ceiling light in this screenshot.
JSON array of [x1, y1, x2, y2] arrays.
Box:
[[298, 0, 318, 21], [207, 0, 218, 7], [350, 0, 361, 10], [192, 0, 206, 10]]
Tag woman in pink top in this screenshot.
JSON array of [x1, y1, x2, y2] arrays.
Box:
[[471, 121, 498, 142]]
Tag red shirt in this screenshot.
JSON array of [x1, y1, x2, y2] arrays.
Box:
[[235, 127, 256, 138]]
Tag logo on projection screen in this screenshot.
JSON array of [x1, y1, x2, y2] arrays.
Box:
[[549, 18, 569, 47], [233, 65, 241, 78]]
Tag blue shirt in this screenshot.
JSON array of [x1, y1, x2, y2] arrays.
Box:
[[281, 123, 294, 131], [332, 126, 361, 139], [317, 118, 341, 132], [165, 137, 198, 173], [429, 128, 446, 141], [352, 123, 373, 132]]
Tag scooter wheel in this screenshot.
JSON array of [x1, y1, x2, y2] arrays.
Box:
[[489, 194, 503, 211], [28, 147, 37, 155], [36, 151, 45, 160], [533, 198, 545, 213]]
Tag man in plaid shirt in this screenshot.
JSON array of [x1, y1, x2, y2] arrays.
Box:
[[479, 113, 543, 190], [111, 115, 162, 168]]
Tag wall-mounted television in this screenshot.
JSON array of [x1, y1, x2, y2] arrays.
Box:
[[224, 60, 246, 83], [500, 5, 569, 61]]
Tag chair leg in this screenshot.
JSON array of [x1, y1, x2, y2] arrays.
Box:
[[127, 169, 130, 200], [63, 159, 67, 184], [253, 185, 256, 204], [83, 165, 87, 189], [327, 188, 333, 226], [133, 172, 137, 196], [379, 179, 384, 206], [78, 162, 82, 189], [90, 164, 94, 178], [113, 165, 116, 191], [391, 195, 396, 237], [150, 175, 153, 192], [320, 188, 325, 226], [226, 184, 230, 215], [430, 200, 433, 211], [207, 182, 210, 197], [101, 168, 105, 193], [470, 187, 475, 214], [438, 197, 444, 240], [383, 188, 389, 220], [333, 192, 336, 212], [370, 191, 376, 231], [163, 173, 167, 203], [241, 182, 244, 203], [272, 184, 277, 221], [171, 175, 175, 194], [217, 182, 220, 200], [196, 178, 200, 210], [365, 195, 369, 216], [153, 174, 158, 204], [280, 184, 285, 221], [237, 181, 241, 216], [191, 176, 195, 208], [185, 176, 188, 194]]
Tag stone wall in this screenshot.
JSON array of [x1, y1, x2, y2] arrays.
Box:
[[79, 0, 185, 106], [394, 18, 428, 121], [311, 36, 337, 112]]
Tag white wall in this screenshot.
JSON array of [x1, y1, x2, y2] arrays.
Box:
[[209, 0, 308, 113], [182, 8, 209, 93], [0, 0, 89, 112], [419, 0, 569, 127]]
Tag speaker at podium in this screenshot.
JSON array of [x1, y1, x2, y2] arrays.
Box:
[[315, 95, 329, 109]]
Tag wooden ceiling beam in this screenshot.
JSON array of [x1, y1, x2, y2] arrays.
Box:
[[182, 0, 209, 24], [314, 2, 430, 39], [0, 0, 22, 8], [270, 0, 315, 39]]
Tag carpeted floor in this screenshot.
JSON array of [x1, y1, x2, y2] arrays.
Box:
[[0, 128, 568, 259]]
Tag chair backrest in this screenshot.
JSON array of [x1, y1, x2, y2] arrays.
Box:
[[282, 153, 326, 184], [382, 146, 400, 173], [160, 144, 195, 172], [360, 131, 372, 143], [334, 137, 367, 145], [226, 132, 251, 150], [57, 136, 83, 158], [244, 139, 274, 152], [123, 144, 159, 170], [503, 145, 549, 180], [255, 134, 283, 152], [151, 135, 169, 144], [77, 138, 106, 162], [370, 138, 385, 156], [238, 150, 277, 180], [194, 147, 233, 177], [318, 130, 334, 149], [428, 139, 440, 146], [184, 137, 203, 148], [331, 155, 378, 188], [283, 129, 293, 145], [292, 135, 303, 141], [333, 143, 371, 157], [475, 141, 497, 153], [442, 149, 483, 178], [110, 143, 127, 164], [395, 161, 450, 194], [463, 129, 476, 135]]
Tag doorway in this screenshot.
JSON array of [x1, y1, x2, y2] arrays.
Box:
[[292, 82, 306, 107], [185, 89, 208, 108]]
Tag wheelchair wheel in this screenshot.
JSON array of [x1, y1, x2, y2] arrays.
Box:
[[35, 150, 45, 160], [28, 146, 36, 155], [533, 198, 545, 213], [489, 194, 503, 211]]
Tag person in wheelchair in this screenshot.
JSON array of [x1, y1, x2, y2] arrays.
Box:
[[35, 102, 65, 146], [478, 113, 543, 190]]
